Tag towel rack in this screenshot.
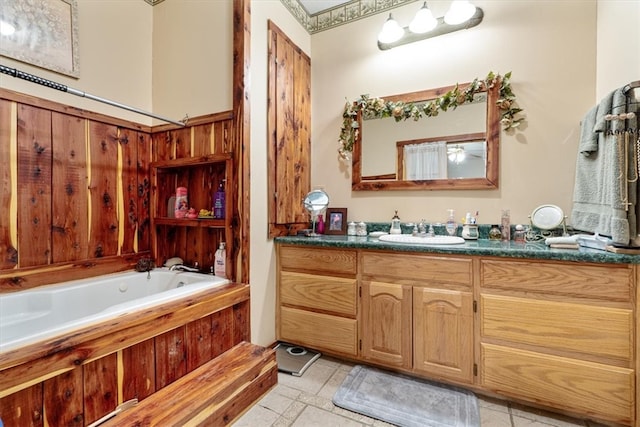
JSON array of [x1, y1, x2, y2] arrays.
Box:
[[623, 80, 640, 94]]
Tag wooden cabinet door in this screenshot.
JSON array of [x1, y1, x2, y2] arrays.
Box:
[[413, 287, 473, 383], [267, 22, 311, 237], [361, 281, 412, 369]]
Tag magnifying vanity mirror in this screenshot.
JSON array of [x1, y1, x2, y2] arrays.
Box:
[[352, 81, 501, 191], [303, 189, 329, 237], [528, 204, 568, 238]]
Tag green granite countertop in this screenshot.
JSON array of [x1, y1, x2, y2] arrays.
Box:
[[275, 235, 640, 264]]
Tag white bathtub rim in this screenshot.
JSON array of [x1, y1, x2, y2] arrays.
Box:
[[0, 269, 230, 354]]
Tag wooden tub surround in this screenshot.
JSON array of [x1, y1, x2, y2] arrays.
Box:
[[276, 244, 640, 426], [0, 86, 258, 426], [100, 341, 277, 427], [0, 282, 257, 426]]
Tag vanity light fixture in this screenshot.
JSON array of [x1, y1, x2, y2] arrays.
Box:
[[378, 1, 483, 50], [444, 0, 477, 25], [409, 2, 437, 34], [377, 13, 404, 44]]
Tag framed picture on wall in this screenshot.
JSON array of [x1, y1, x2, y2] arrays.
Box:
[[325, 208, 347, 235], [0, 0, 80, 77]]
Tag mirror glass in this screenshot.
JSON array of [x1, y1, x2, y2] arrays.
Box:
[[303, 189, 329, 215], [352, 82, 500, 191], [362, 95, 486, 179], [303, 189, 329, 237], [530, 204, 564, 230]]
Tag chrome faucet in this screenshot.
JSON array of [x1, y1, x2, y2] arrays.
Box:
[[169, 262, 200, 272], [418, 219, 427, 235]]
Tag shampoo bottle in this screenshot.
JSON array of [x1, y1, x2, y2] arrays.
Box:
[[213, 181, 225, 219], [214, 242, 226, 278]]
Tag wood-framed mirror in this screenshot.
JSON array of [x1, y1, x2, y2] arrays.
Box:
[[352, 82, 500, 191]]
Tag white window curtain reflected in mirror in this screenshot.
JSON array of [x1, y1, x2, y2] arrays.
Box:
[[404, 141, 448, 180]]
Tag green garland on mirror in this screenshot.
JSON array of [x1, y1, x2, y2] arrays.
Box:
[[338, 71, 524, 159]]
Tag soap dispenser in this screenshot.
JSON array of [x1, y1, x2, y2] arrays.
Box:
[[390, 211, 402, 234], [445, 209, 458, 236]]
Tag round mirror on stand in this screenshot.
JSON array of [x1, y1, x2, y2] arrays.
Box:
[[528, 204, 568, 238], [303, 189, 329, 237]]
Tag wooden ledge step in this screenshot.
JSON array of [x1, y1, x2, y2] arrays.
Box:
[[100, 341, 277, 427]]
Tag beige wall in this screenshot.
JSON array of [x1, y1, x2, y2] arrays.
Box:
[[250, 0, 311, 346], [152, 0, 233, 120], [0, 0, 153, 124], [596, 0, 640, 99], [311, 0, 600, 228]]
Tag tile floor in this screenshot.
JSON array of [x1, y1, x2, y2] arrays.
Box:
[[233, 356, 611, 427]]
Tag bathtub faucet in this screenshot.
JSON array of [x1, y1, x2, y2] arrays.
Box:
[[169, 262, 200, 273]]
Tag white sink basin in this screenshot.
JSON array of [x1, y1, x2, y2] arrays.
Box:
[[378, 234, 465, 245]]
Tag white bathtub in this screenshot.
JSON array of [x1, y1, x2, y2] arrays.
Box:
[[0, 268, 230, 353]]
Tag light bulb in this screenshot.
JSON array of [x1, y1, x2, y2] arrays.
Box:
[[378, 13, 404, 44], [409, 2, 437, 34], [444, 0, 477, 25]]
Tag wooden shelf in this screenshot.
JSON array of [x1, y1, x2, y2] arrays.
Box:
[[154, 217, 226, 228], [151, 153, 231, 169]]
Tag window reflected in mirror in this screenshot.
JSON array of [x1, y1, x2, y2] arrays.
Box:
[[396, 137, 486, 181]]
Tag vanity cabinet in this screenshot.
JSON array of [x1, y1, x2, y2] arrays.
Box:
[[150, 154, 232, 276], [360, 280, 412, 369], [479, 259, 635, 425], [275, 242, 638, 426], [276, 245, 358, 357], [360, 252, 474, 384]]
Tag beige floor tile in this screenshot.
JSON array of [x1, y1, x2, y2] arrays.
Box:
[[272, 383, 304, 400], [291, 405, 366, 427], [296, 391, 335, 411], [277, 362, 337, 395], [480, 405, 512, 427], [511, 404, 586, 427], [233, 403, 281, 427], [512, 412, 588, 427], [332, 405, 378, 425], [258, 391, 296, 415], [478, 395, 511, 414], [233, 355, 598, 427], [317, 367, 350, 400]]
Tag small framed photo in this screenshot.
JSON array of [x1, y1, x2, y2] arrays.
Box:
[[325, 208, 348, 235]]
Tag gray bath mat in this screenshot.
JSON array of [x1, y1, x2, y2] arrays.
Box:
[[333, 365, 480, 427], [274, 342, 321, 376]]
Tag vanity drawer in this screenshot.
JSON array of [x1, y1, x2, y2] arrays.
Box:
[[481, 343, 633, 425], [361, 252, 471, 286], [279, 306, 358, 356], [279, 271, 356, 316], [480, 259, 632, 301], [481, 294, 633, 361], [279, 246, 357, 275]]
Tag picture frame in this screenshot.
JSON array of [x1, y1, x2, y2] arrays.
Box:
[[0, 0, 80, 77], [325, 208, 348, 235]]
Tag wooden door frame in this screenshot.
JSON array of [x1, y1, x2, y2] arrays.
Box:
[[233, 0, 251, 284]]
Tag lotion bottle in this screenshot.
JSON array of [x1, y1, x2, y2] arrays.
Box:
[[317, 214, 325, 234], [214, 242, 226, 278]]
